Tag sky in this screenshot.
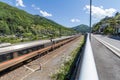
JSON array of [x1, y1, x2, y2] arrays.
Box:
[[0, 0, 120, 27]]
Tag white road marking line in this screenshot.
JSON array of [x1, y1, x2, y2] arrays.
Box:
[[94, 36, 120, 52], [93, 35, 120, 57]]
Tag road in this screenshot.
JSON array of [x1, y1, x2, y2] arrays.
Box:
[[93, 35, 120, 49], [91, 35, 120, 80]]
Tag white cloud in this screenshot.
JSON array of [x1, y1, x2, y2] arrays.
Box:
[[16, 0, 25, 7], [36, 8, 40, 10], [70, 18, 80, 23], [40, 10, 52, 17], [84, 5, 117, 19], [31, 4, 52, 17], [31, 4, 35, 8], [31, 4, 40, 10]]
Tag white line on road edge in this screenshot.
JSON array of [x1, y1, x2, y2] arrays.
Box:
[[93, 35, 120, 57]]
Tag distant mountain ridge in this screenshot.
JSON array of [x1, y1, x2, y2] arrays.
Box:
[[72, 24, 90, 33]]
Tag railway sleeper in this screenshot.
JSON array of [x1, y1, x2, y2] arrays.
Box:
[[0, 36, 78, 75]]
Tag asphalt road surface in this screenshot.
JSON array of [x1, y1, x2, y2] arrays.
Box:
[[91, 35, 120, 80], [93, 35, 120, 49]]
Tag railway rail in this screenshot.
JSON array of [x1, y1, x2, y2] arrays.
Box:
[[0, 35, 78, 75]]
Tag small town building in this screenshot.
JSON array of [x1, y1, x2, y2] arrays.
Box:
[[99, 23, 109, 34], [115, 24, 120, 35]]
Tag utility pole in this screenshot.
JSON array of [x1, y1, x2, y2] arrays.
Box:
[[90, 0, 92, 40]]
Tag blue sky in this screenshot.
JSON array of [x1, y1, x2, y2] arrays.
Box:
[[0, 0, 119, 27]]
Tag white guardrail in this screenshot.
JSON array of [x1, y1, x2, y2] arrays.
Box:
[[78, 34, 99, 80]]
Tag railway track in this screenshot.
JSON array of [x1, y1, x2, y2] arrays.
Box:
[[0, 36, 79, 80]]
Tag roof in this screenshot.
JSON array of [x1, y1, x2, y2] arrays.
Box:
[[0, 36, 72, 55]]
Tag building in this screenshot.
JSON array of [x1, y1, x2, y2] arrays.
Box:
[[99, 23, 109, 34], [115, 24, 120, 35]]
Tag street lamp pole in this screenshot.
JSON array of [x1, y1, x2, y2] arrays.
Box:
[[90, 0, 92, 40]]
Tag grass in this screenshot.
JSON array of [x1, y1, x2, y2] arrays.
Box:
[[51, 36, 85, 80], [0, 35, 58, 44]]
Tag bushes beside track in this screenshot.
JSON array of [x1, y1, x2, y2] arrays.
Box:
[[51, 36, 85, 80]]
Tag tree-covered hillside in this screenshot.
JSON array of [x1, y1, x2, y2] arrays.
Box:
[[0, 2, 76, 43], [72, 24, 90, 33], [92, 12, 120, 35]]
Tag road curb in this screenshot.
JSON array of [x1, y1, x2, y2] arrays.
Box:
[[93, 35, 120, 58]]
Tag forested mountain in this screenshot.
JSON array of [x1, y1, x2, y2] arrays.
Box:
[[92, 12, 120, 35], [0, 2, 76, 43], [72, 24, 90, 33]]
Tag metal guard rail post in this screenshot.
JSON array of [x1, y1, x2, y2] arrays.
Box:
[[78, 34, 99, 80]]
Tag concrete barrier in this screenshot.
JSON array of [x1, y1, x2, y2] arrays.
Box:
[[78, 34, 99, 80]]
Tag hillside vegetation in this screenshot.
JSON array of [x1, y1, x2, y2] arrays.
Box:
[[72, 24, 90, 33], [0, 2, 76, 43], [92, 12, 120, 35]]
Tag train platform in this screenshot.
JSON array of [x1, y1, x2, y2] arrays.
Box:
[[0, 36, 83, 80]]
